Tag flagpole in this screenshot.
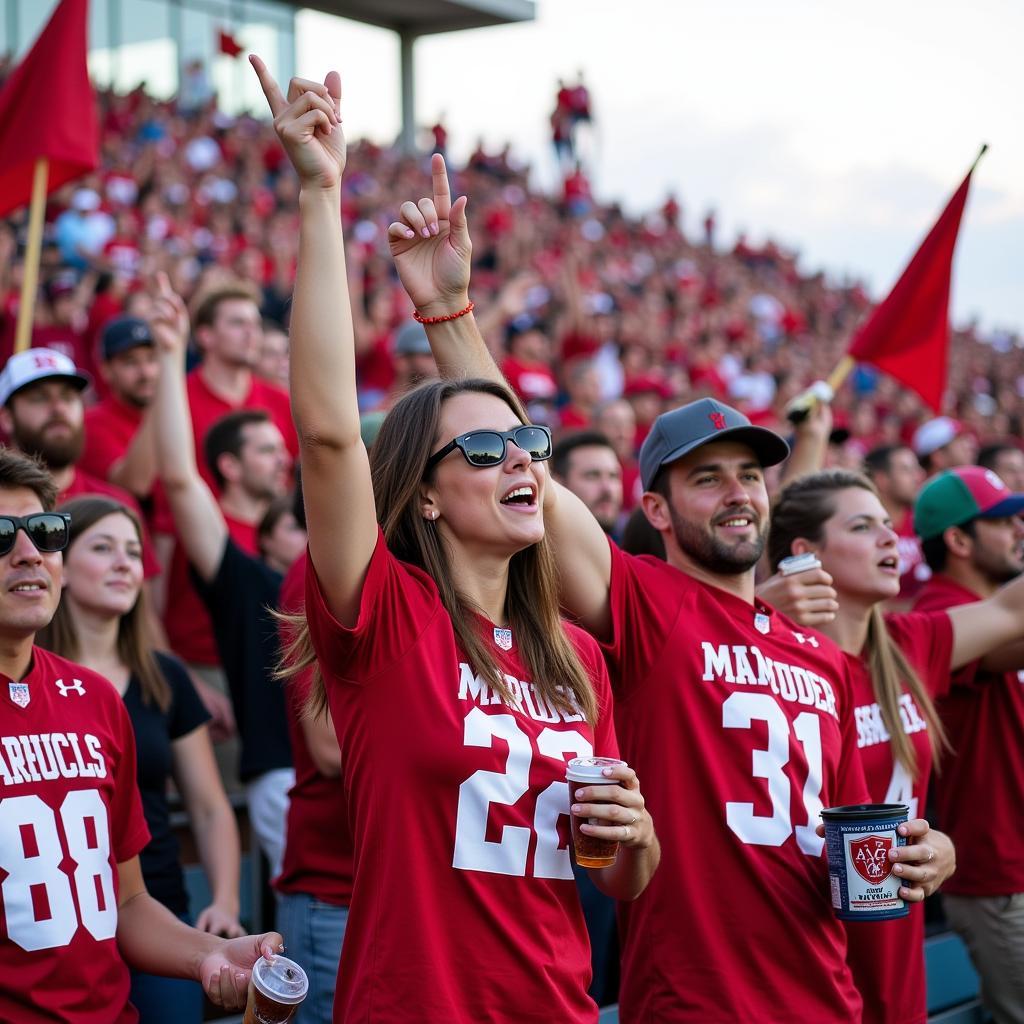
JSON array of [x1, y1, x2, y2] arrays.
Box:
[[13, 157, 50, 354]]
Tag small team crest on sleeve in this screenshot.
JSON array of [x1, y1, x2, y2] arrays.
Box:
[[8, 682, 30, 708], [754, 612, 771, 635], [493, 627, 513, 651]]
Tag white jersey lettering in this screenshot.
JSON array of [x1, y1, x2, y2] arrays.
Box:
[[702, 643, 839, 719], [0, 734, 108, 787]]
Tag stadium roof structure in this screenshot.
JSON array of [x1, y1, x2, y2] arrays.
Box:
[[300, 0, 535, 35], [295, 0, 535, 148]]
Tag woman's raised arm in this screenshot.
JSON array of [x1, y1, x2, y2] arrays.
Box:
[[251, 56, 377, 626]]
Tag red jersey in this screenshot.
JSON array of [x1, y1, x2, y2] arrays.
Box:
[[81, 394, 143, 482], [273, 554, 354, 906], [163, 515, 258, 666], [305, 533, 616, 1023], [0, 647, 150, 1023], [355, 334, 395, 396], [185, 368, 297, 496], [500, 357, 558, 404], [603, 542, 869, 1023], [895, 509, 930, 600], [842, 612, 953, 1024], [914, 575, 1024, 896]]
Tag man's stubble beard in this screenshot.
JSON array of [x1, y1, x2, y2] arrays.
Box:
[[670, 506, 766, 575]]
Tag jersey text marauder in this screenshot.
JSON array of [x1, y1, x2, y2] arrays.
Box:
[[603, 544, 869, 1023]]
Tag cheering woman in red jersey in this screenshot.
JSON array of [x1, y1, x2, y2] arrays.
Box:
[[249, 56, 659, 1024]]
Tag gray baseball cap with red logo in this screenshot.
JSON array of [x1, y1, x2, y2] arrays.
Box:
[[639, 397, 791, 490]]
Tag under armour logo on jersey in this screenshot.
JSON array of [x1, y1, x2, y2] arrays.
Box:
[[792, 632, 819, 648], [709, 411, 727, 430], [54, 677, 86, 696]]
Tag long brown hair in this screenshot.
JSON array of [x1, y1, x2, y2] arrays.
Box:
[[38, 497, 170, 711], [768, 470, 948, 777], [282, 378, 599, 725]]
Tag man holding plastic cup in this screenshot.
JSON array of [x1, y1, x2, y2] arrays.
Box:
[[0, 447, 282, 1022]]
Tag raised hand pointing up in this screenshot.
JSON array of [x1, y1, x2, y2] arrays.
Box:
[[250, 54, 345, 190], [387, 154, 472, 318]]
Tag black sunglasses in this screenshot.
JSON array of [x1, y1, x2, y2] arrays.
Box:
[[425, 425, 553, 472], [0, 513, 72, 556]]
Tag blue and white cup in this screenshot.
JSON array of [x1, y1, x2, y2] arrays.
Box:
[[821, 803, 910, 921]]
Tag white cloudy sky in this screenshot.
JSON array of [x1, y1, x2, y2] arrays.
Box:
[[298, 0, 1023, 332]]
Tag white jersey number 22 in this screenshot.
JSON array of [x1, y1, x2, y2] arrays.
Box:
[[453, 708, 592, 879]]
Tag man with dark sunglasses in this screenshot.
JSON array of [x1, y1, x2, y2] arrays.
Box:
[[0, 448, 281, 1022]]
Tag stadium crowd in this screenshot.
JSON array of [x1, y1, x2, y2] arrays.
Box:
[[1, 61, 1023, 1024]]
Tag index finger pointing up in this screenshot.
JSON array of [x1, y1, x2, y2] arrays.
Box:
[[249, 54, 287, 117], [431, 153, 451, 220]]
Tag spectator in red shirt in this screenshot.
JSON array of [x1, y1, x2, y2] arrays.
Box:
[[81, 316, 160, 500], [559, 356, 601, 430], [500, 316, 558, 406], [977, 441, 1024, 493], [865, 443, 929, 602], [593, 398, 642, 511], [551, 430, 623, 537], [913, 416, 977, 477], [255, 319, 290, 391], [186, 283, 297, 497], [913, 468, 1024, 1022]]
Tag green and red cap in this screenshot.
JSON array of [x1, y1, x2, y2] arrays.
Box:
[[913, 466, 1024, 540]]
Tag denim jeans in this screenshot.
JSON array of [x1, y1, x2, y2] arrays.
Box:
[[276, 891, 349, 1024]]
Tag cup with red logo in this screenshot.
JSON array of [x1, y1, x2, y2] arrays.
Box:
[[821, 803, 910, 921]]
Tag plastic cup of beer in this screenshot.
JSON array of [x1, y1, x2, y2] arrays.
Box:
[[243, 955, 308, 1024], [566, 756, 628, 868]]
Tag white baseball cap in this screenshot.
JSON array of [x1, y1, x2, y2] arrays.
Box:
[[912, 416, 962, 458], [0, 349, 91, 407]]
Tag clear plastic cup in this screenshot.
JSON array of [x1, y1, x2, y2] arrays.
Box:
[[566, 757, 627, 868], [243, 955, 308, 1024]]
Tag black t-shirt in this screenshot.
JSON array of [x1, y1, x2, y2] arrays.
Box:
[[192, 540, 292, 781], [123, 650, 210, 915]]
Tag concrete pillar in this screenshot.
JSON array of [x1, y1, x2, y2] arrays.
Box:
[[399, 29, 416, 153]]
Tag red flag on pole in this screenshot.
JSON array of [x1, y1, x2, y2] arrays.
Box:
[[847, 147, 985, 413], [218, 29, 244, 58], [0, 0, 97, 218]]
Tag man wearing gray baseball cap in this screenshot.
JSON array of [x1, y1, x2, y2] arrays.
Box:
[[544, 395, 940, 1021]]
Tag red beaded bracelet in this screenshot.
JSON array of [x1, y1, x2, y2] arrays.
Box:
[[413, 300, 474, 325]]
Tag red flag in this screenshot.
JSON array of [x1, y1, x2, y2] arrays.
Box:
[[0, 0, 97, 218], [847, 148, 984, 412], [218, 29, 244, 58]]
